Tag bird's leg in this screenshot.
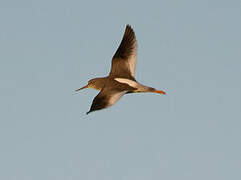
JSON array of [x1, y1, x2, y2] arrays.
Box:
[[152, 89, 166, 95], [148, 87, 166, 95]]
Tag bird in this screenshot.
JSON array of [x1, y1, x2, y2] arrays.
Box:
[[76, 25, 166, 114]]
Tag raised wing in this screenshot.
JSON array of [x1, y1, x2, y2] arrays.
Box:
[[109, 25, 137, 81], [86, 87, 127, 114]]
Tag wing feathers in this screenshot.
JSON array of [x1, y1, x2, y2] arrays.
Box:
[[87, 82, 137, 114], [109, 25, 137, 80], [113, 25, 137, 59], [87, 88, 126, 114]]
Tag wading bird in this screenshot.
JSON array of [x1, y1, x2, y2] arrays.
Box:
[[76, 25, 166, 114]]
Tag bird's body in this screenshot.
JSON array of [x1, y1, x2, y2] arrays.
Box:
[[76, 25, 166, 114]]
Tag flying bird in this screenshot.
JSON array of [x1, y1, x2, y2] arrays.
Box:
[[76, 25, 166, 114]]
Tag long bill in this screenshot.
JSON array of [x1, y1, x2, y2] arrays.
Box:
[[75, 85, 88, 92]]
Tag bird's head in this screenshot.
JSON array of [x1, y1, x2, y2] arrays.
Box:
[[75, 78, 100, 91]]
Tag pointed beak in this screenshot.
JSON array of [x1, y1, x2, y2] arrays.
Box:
[[153, 89, 166, 95], [75, 84, 88, 92]]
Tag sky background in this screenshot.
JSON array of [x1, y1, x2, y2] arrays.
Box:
[[1, 0, 241, 179]]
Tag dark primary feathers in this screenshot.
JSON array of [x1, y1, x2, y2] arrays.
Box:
[[87, 91, 109, 114], [87, 84, 136, 114], [109, 25, 137, 81], [112, 25, 136, 59]]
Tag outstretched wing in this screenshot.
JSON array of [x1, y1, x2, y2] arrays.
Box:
[[86, 87, 127, 114], [109, 25, 137, 81]]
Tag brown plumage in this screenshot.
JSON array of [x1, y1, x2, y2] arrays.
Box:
[[76, 25, 166, 114], [110, 25, 137, 81]]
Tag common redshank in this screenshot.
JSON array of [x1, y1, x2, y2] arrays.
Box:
[[76, 25, 166, 114]]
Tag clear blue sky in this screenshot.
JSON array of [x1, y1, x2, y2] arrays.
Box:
[[1, 0, 241, 179]]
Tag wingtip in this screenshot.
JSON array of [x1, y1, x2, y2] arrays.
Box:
[[126, 24, 131, 28], [126, 24, 133, 31], [86, 111, 90, 115]]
